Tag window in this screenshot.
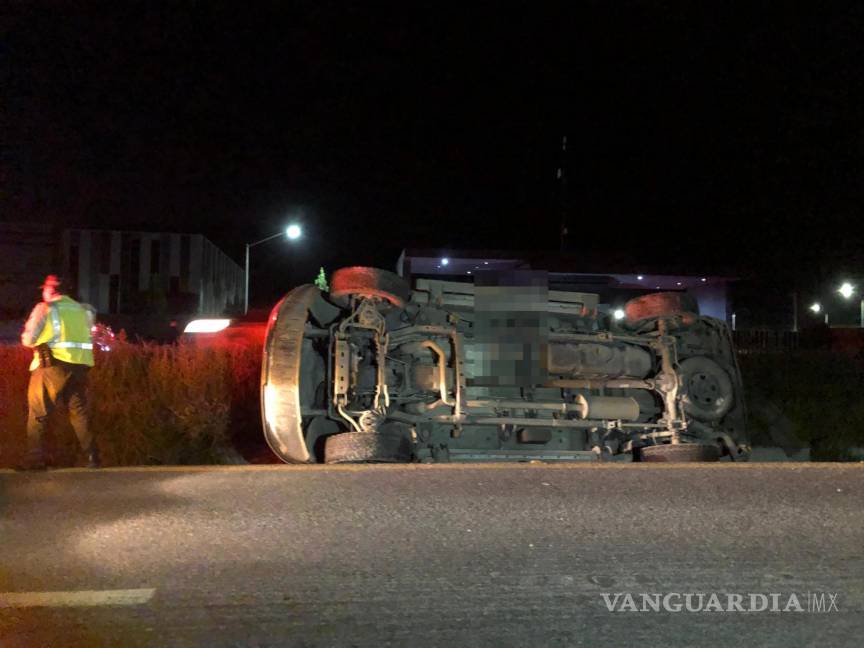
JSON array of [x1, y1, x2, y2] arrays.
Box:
[[180, 235, 191, 290], [129, 240, 140, 281], [99, 231, 111, 274], [108, 275, 119, 313], [69, 244, 79, 295], [150, 240, 161, 274]]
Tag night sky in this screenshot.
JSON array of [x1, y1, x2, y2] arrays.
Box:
[[3, 2, 863, 305]]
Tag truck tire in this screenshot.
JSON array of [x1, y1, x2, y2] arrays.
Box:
[[330, 266, 411, 308], [638, 443, 721, 462], [261, 285, 322, 464], [624, 292, 698, 324], [679, 356, 734, 422], [324, 432, 411, 463]]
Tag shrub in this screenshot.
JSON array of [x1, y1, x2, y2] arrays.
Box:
[[738, 351, 864, 460], [0, 337, 262, 467]]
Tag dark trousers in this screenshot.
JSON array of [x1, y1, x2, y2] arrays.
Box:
[[26, 361, 94, 459]]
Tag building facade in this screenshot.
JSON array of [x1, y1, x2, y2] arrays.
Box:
[[0, 223, 242, 321], [61, 229, 244, 316], [396, 248, 733, 322]]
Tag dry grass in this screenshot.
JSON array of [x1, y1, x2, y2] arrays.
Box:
[[0, 336, 261, 467], [739, 351, 864, 460]]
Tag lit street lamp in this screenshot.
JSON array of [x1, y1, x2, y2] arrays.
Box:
[[809, 302, 829, 325], [837, 281, 863, 328], [286, 224, 302, 241], [244, 224, 302, 314]]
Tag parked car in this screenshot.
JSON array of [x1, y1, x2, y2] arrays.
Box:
[[261, 267, 749, 464], [181, 311, 268, 348]]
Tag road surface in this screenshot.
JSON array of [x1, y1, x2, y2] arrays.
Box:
[[1, 464, 863, 646]]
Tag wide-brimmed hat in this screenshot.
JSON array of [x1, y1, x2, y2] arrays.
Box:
[[40, 275, 62, 289]]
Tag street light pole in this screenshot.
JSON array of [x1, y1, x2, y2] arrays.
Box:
[[244, 242, 251, 315], [244, 227, 302, 314], [791, 291, 798, 333]]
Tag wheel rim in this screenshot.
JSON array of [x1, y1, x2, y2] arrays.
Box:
[[678, 356, 734, 422]]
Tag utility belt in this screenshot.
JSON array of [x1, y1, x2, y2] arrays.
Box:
[[35, 343, 92, 369], [36, 343, 54, 368]]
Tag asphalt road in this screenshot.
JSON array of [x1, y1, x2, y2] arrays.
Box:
[[1, 464, 863, 647]]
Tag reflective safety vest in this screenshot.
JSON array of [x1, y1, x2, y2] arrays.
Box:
[[30, 296, 95, 371]]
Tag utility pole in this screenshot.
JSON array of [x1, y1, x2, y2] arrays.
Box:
[[791, 291, 799, 333], [557, 134, 568, 253]]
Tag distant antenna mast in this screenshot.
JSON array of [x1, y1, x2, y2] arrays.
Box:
[[557, 134, 568, 253]]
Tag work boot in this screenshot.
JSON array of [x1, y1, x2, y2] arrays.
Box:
[[86, 447, 102, 469]]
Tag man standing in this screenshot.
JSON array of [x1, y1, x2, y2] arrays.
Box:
[[18, 275, 100, 470]]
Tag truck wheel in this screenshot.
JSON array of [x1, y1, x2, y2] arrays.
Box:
[[624, 292, 698, 324], [262, 285, 322, 463], [638, 443, 721, 462], [330, 266, 411, 308], [679, 356, 734, 422], [324, 432, 411, 463]]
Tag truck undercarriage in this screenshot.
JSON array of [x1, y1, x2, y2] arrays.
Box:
[[261, 267, 749, 463]]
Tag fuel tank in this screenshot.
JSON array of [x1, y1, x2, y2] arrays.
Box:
[[547, 342, 653, 380]]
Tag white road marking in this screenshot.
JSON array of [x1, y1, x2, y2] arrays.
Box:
[[0, 588, 155, 608]]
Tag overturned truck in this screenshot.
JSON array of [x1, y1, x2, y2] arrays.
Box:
[[261, 267, 749, 463]]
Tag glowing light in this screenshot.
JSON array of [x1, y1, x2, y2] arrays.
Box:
[[676, 281, 682, 286], [701, 277, 707, 282], [441, 258, 449, 266], [637, 275, 644, 281], [184, 319, 231, 333], [285, 224, 302, 240], [263, 383, 279, 429], [90, 323, 115, 352], [838, 282, 855, 299], [613, 308, 626, 321], [809, 303, 822, 314]]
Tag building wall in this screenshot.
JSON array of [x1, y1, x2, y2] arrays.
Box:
[[398, 252, 734, 324], [690, 283, 728, 321], [63, 229, 243, 316], [197, 236, 244, 314]]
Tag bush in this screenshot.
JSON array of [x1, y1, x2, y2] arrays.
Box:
[[738, 351, 864, 460], [0, 337, 262, 467]]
